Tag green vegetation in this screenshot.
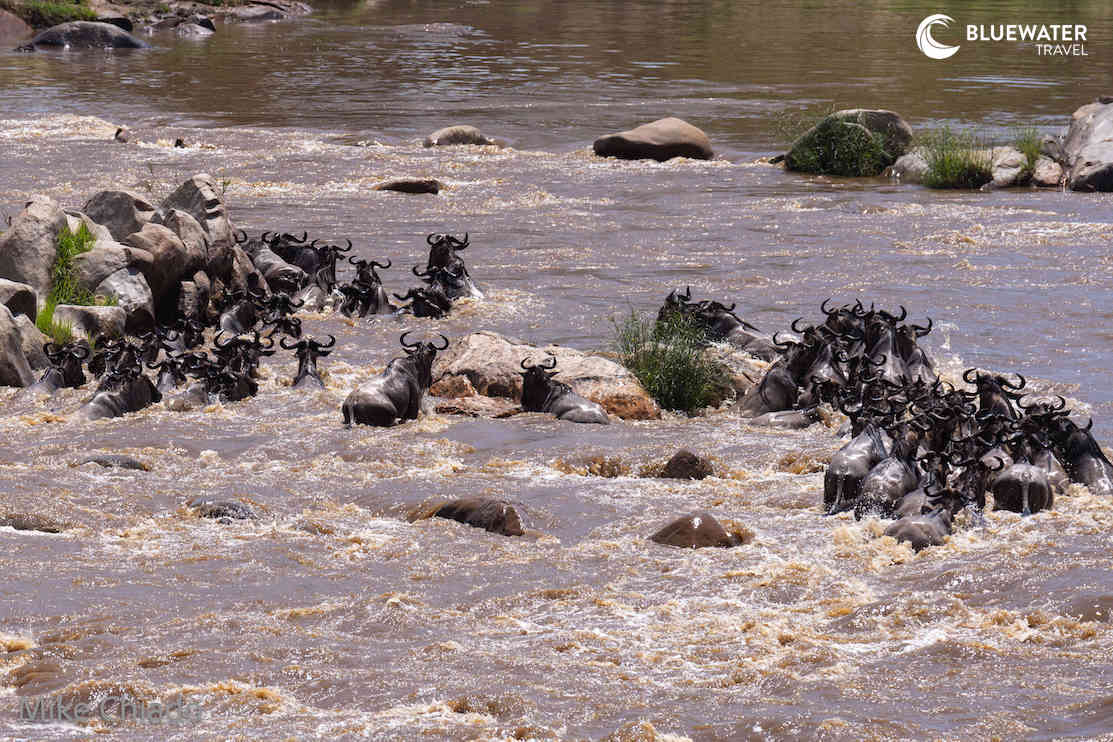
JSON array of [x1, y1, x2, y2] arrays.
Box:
[[919, 127, 994, 189], [35, 301, 74, 345], [784, 114, 892, 177], [48, 223, 96, 307], [613, 310, 718, 415], [1013, 126, 1042, 182], [2, 0, 97, 29]]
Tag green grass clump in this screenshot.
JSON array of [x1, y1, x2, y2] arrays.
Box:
[[12, 0, 97, 29], [785, 115, 891, 177], [35, 301, 74, 345], [1013, 126, 1042, 181], [613, 310, 719, 415], [48, 223, 96, 307], [920, 127, 994, 189]]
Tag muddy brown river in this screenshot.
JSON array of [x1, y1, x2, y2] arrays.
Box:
[[2, 1, 1113, 739]]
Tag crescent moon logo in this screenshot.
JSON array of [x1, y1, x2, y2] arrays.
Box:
[[916, 14, 961, 60]]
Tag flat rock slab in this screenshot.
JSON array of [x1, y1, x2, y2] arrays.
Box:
[[23, 21, 149, 49], [593, 117, 713, 162], [374, 179, 443, 194]]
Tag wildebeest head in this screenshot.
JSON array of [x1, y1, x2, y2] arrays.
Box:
[[519, 354, 560, 410], [964, 369, 1025, 419], [43, 342, 89, 388], [393, 286, 452, 318], [399, 331, 449, 389], [426, 232, 469, 274], [281, 334, 335, 388], [349, 256, 391, 288]]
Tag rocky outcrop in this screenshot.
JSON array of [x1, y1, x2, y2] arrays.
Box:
[[161, 175, 235, 280], [1062, 100, 1113, 191], [123, 223, 191, 305], [659, 449, 714, 480], [649, 512, 750, 548], [0, 278, 37, 320], [13, 315, 48, 370], [72, 241, 154, 296], [21, 21, 150, 50], [82, 190, 156, 243], [0, 305, 34, 387], [431, 331, 659, 420], [0, 195, 66, 304], [429, 498, 524, 536], [155, 208, 209, 273], [593, 117, 713, 162], [424, 125, 496, 147], [51, 304, 125, 340], [95, 267, 154, 333], [786, 109, 912, 176]]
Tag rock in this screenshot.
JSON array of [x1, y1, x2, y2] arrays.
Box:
[[63, 211, 113, 244], [423, 125, 495, 147], [51, 304, 125, 340], [0, 279, 36, 319], [155, 208, 209, 274], [188, 497, 257, 522], [988, 146, 1026, 188], [228, 245, 268, 297], [187, 14, 216, 31], [72, 242, 154, 295], [0, 195, 66, 304], [176, 274, 211, 323], [160, 175, 235, 280], [75, 454, 150, 470], [0, 9, 33, 43], [98, 16, 133, 32], [123, 223, 189, 304], [701, 344, 767, 400], [1062, 100, 1113, 191], [0, 512, 64, 533], [649, 512, 748, 548], [433, 396, 521, 418], [888, 151, 929, 183], [374, 178, 442, 194], [22, 21, 149, 50], [175, 22, 214, 38], [785, 109, 912, 176], [593, 117, 713, 162], [82, 190, 156, 243], [432, 331, 659, 420], [220, 5, 286, 22], [0, 305, 34, 387], [14, 314, 48, 370], [430, 498, 524, 536], [95, 268, 154, 334], [1032, 156, 1064, 188], [659, 449, 713, 480]]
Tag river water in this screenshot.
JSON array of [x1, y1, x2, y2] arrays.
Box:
[[1, 1, 1113, 739]]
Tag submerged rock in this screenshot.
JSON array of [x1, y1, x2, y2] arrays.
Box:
[[786, 109, 912, 176], [650, 512, 749, 548], [431, 498, 524, 536], [593, 117, 713, 162], [22, 21, 150, 50], [374, 178, 443, 194], [424, 125, 496, 147], [188, 498, 257, 522], [75, 454, 151, 471], [659, 449, 713, 480]]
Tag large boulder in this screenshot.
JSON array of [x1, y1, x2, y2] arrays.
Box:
[[785, 109, 912, 176], [154, 208, 209, 274], [123, 223, 189, 304], [228, 246, 268, 297], [64, 211, 113, 244], [424, 125, 496, 147], [0, 279, 36, 320], [21, 21, 149, 50], [82, 190, 156, 243], [94, 268, 154, 334], [649, 512, 749, 549], [593, 117, 713, 162], [1063, 100, 1113, 191], [0, 305, 34, 387], [1032, 156, 1064, 188], [0, 9, 33, 44], [13, 314, 48, 370], [431, 331, 659, 420], [51, 305, 125, 340], [72, 241, 154, 295], [0, 195, 66, 304], [161, 175, 235, 280], [428, 498, 524, 537]]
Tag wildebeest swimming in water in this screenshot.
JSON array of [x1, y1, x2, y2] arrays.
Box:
[[341, 332, 449, 427], [518, 354, 609, 424], [424, 233, 483, 299], [26, 342, 89, 395], [281, 335, 335, 389], [339, 257, 393, 317]]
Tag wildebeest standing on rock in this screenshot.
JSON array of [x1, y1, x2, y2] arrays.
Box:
[[342, 332, 448, 426]]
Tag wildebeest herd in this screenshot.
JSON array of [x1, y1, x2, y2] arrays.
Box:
[[13, 229, 1113, 550]]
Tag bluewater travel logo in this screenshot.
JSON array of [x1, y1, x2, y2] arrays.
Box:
[[916, 14, 960, 60], [916, 14, 1089, 59]]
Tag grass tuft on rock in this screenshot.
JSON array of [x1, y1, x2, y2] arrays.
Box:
[[785, 115, 891, 177], [35, 301, 74, 345], [1013, 126, 1041, 181], [920, 127, 994, 189], [48, 223, 96, 307], [613, 310, 718, 415]]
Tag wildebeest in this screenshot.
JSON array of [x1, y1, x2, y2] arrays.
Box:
[[884, 488, 964, 551], [281, 335, 335, 389], [1051, 417, 1113, 497], [824, 423, 889, 515], [519, 355, 609, 424], [992, 458, 1053, 515], [341, 332, 449, 427], [424, 233, 483, 299], [339, 258, 393, 317], [237, 230, 307, 295], [81, 368, 161, 420], [393, 286, 453, 319], [27, 342, 88, 395]]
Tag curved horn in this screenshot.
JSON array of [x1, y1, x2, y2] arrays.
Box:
[[820, 297, 836, 315], [913, 317, 933, 336], [314, 335, 336, 350], [370, 260, 391, 270], [894, 305, 907, 322], [260, 231, 272, 244], [70, 345, 90, 360], [399, 331, 419, 349], [433, 334, 450, 350], [772, 331, 794, 349], [790, 318, 809, 334], [393, 290, 416, 301], [541, 354, 557, 369], [963, 368, 979, 384], [426, 233, 441, 246], [412, 265, 432, 277], [520, 358, 534, 370], [1001, 373, 1026, 391], [234, 229, 248, 244], [214, 332, 233, 348], [340, 238, 353, 252], [280, 336, 299, 350], [348, 255, 366, 266]]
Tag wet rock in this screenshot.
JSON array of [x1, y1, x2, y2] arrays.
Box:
[[82, 190, 156, 243], [659, 449, 713, 480], [424, 125, 495, 147], [222, 5, 286, 22], [1063, 100, 1113, 191], [786, 109, 912, 176], [0, 278, 36, 319], [13, 314, 48, 370], [123, 223, 191, 304], [0, 512, 64, 533], [434, 396, 520, 418], [888, 151, 929, 183], [155, 208, 210, 272], [188, 498, 257, 522], [0, 305, 34, 387], [94, 267, 155, 334], [175, 22, 214, 38], [187, 14, 216, 31], [72, 241, 155, 295], [593, 116, 713, 162], [75, 454, 151, 471], [374, 178, 442, 194], [51, 304, 125, 340], [433, 331, 659, 420], [161, 174, 236, 280], [176, 275, 211, 323], [431, 498, 524, 536], [987, 146, 1026, 188], [1032, 156, 1064, 187], [0, 9, 33, 43], [22, 21, 149, 50], [650, 512, 747, 548], [228, 245, 269, 297], [0, 195, 67, 304]]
